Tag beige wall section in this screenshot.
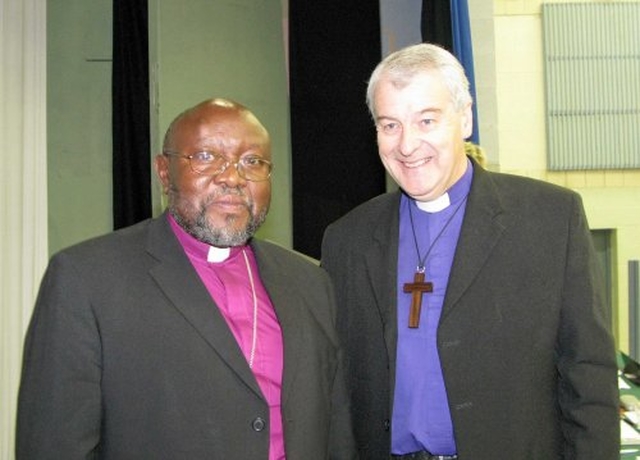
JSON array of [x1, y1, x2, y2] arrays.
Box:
[[468, 0, 499, 167], [47, 0, 113, 256], [494, 0, 640, 350], [149, 0, 292, 248]]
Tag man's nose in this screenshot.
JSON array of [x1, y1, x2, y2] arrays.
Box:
[[213, 161, 247, 186], [398, 125, 421, 157]]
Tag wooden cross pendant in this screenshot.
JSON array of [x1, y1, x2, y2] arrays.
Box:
[[403, 271, 433, 328]]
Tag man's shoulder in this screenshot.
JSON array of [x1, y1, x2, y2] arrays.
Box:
[[478, 168, 580, 204], [252, 239, 321, 270], [52, 217, 156, 263], [251, 239, 333, 295], [471, 169, 586, 227], [482, 168, 576, 193], [329, 191, 400, 228]]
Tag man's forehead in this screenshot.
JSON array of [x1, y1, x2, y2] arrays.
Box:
[[174, 110, 261, 137]]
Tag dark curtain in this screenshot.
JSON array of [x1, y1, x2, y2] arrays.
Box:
[[289, 3, 386, 259], [112, 0, 151, 229], [422, 0, 479, 143], [422, 0, 453, 52]]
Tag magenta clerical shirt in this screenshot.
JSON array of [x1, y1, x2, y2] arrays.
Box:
[[169, 215, 285, 460]]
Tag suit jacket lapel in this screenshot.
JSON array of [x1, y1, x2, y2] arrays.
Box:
[[250, 240, 303, 408], [145, 215, 263, 398], [365, 192, 402, 382], [442, 166, 508, 320]]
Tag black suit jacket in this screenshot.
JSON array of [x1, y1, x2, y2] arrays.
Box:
[[322, 161, 619, 459], [17, 213, 356, 459]]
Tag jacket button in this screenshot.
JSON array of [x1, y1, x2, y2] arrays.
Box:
[[252, 417, 266, 432], [384, 419, 391, 431]]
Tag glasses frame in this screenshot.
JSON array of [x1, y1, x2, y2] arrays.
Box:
[[163, 151, 273, 182]]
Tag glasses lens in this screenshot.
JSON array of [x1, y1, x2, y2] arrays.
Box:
[[190, 152, 226, 175], [188, 152, 272, 181], [238, 158, 272, 181]]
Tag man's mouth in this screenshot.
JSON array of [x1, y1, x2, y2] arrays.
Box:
[[206, 192, 248, 210], [213, 198, 247, 208], [402, 156, 432, 168]]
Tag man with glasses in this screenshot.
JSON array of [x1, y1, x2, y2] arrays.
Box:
[[17, 98, 356, 459]]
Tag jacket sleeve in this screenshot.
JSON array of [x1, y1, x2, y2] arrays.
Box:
[[16, 253, 102, 459], [556, 193, 620, 459], [326, 275, 359, 460]]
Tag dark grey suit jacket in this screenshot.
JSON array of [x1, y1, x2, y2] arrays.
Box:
[[322, 160, 619, 459], [17, 213, 356, 459]]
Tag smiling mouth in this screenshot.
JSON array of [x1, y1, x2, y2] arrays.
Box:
[[402, 157, 432, 168]]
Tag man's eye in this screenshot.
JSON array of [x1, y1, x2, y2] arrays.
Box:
[[193, 151, 217, 162], [242, 157, 263, 167], [378, 122, 399, 134]]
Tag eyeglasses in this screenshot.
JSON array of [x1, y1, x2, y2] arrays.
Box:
[[164, 151, 273, 182]]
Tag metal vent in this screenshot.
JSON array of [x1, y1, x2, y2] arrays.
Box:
[[542, 3, 640, 170]]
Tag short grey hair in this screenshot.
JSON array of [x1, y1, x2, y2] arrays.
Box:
[[366, 43, 472, 118]]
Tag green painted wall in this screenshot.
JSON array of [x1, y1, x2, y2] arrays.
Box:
[[47, 0, 113, 255]]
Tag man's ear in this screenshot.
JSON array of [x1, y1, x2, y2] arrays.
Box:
[[154, 154, 170, 194], [461, 103, 473, 139]]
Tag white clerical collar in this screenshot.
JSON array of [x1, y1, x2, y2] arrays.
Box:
[[207, 246, 231, 263], [416, 192, 451, 213]]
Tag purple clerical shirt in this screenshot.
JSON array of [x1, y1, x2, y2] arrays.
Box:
[[392, 159, 473, 455], [169, 215, 285, 460]]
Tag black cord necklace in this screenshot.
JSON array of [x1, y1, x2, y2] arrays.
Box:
[[404, 195, 468, 328]]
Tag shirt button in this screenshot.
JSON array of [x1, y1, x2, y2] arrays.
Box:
[[252, 417, 266, 432]]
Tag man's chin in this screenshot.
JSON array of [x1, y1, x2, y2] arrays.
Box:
[[208, 212, 249, 230], [199, 226, 251, 247]]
